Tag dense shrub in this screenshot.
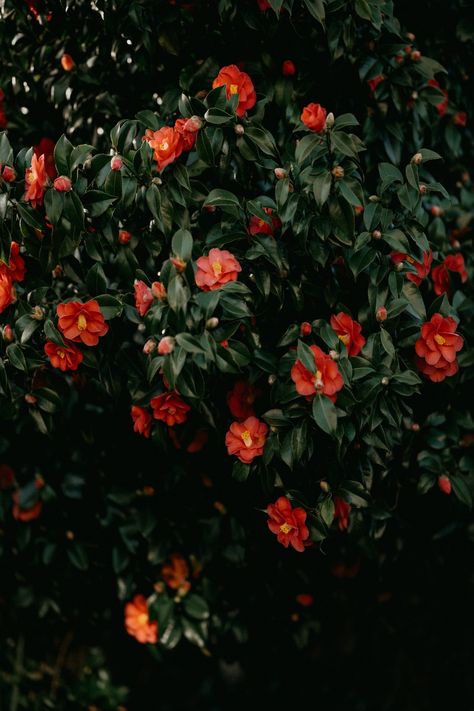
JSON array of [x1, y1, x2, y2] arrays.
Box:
[[0, 0, 473, 708]]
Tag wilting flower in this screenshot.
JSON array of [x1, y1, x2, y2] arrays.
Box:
[[301, 102, 327, 132], [330, 312, 366, 356], [195, 248, 242, 291], [266, 496, 310, 552], [390, 249, 432, 286], [415, 313, 463, 382], [225, 416, 268, 463], [124, 595, 158, 644], [333, 496, 351, 531], [44, 340, 83, 371], [151, 391, 190, 426], [227, 380, 259, 420], [161, 553, 191, 594], [131, 406, 152, 438], [431, 254, 468, 296], [0, 271, 15, 314], [25, 153, 47, 208], [146, 126, 183, 172], [134, 280, 153, 316], [248, 207, 281, 236], [291, 345, 344, 401], [57, 300, 109, 346], [212, 64, 257, 118]]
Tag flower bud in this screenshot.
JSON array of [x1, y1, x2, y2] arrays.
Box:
[[411, 152, 423, 165], [52, 264, 62, 278], [2, 324, 13, 342], [143, 485, 155, 497], [395, 54, 404, 65], [331, 165, 345, 179], [53, 175, 72, 192], [406, 32, 416, 41], [143, 339, 156, 355], [325, 112, 335, 129], [411, 50, 421, 61], [329, 349, 339, 361], [320, 480, 330, 493], [419, 184, 427, 195], [451, 239, 461, 250], [31, 306, 44, 321], [438, 475, 452, 495], [376, 306, 387, 322], [158, 336, 175, 355], [170, 256, 186, 272], [66, 530, 75, 540], [430, 205, 442, 217], [152, 281, 167, 300], [184, 116, 203, 132], [154, 581, 166, 594], [453, 111, 468, 127], [381, 376, 390, 386], [368, 194, 380, 202], [411, 423, 420, 432], [204, 204, 216, 213], [234, 124, 245, 136], [372, 229, 382, 240], [206, 317, 219, 330], [60, 53, 75, 71], [300, 321, 312, 337], [118, 229, 132, 245], [282, 59, 296, 76], [24, 394, 38, 405], [110, 155, 123, 171], [152, 176, 163, 186], [2, 165, 15, 182], [354, 205, 364, 216], [268, 374, 277, 385], [274, 168, 287, 180]]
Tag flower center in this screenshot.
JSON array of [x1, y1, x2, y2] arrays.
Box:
[[212, 261, 222, 277], [434, 334, 446, 345], [137, 613, 148, 626], [279, 522, 293, 534], [338, 333, 350, 346], [168, 407, 176, 415], [229, 83, 239, 95], [57, 349, 65, 359], [406, 256, 415, 264], [241, 430, 253, 447], [160, 140, 169, 151], [26, 172, 35, 184], [77, 314, 87, 331], [314, 370, 324, 390]]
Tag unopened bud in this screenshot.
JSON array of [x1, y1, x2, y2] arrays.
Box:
[[234, 124, 245, 135], [2, 166, 16, 182], [331, 165, 345, 180], [451, 239, 461, 250], [170, 256, 186, 272], [411, 152, 423, 165], [24, 394, 37, 405], [368, 194, 380, 203], [152, 281, 167, 300], [118, 229, 132, 245], [419, 184, 427, 195], [184, 116, 203, 132], [110, 155, 123, 171], [274, 168, 287, 180], [65, 530, 75, 540], [300, 322, 312, 337], [372, 229, 382, 240], [158, 336, 175, 355], [411, 423, 420, 432], [320, 480, 330, 493], [438, 475, 452, 495], [53, 175, 72, 192], [143, 339, 156, 355], [206, 317, 219, 330], [430, 205, 442, 217], [3, 324, 13, 342], [411, 50, 421, 61], [376, 306, 387, 322], [154, 581, 166, 594], [52, 264, 62, 278], [329, 350, 339, 361], [325, 112, 335, 129], [32, 306, 44, 320], [406, 32, 416, 41], [381, 376, 389, 386], [268, 374, 277, 385], [152, 177, 163, 186]]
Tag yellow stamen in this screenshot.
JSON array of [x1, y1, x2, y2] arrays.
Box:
[[57, 349, 65, 359], [77, 314, 87, 331], [258, 219, 265, 226], [338, 333, 350, 346], [434, 334, 446, 345], [241, 430, 253, 448], [137, 613, 148, 626], [406, 256, 415, 264], [26, 172, 35, 184], [229, 84, 239, 95], [159, 140, 169, 151], [279, 522, 293, 534], [212, 261, 222, 277]]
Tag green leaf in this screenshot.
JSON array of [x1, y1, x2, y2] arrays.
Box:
[[203, 189, 240, 211], [302, 0, 325, 24], [146, 183, 162, 222], [43, 189, 65, 226], [94, 294, 122, 319], [171, 229, 193, 260], [312, 395, 338, 435], [182, 594, 210, 621], [232, 461, 251, 481], [204, 107, 234, 124], [313, 172, 332, 208], [6, 343, 28, 372], [54, 134, 74, 176]]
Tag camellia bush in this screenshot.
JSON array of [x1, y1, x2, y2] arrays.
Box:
[[0, 0, 473, 708]]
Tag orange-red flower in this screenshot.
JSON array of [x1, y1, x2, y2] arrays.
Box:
[[61, 53, 75, 71], [227, 380, 259, 420], [124, 595, 158, 644], [152, 281, 167, 301], [330, 312, 366, 357], [367, 75, 385, 93], [333, 496, 351, 531], [266, 496, 310, 552], [415, 313, 463, 382], [212, 64, 257, 118], [34, 137, 57, 179], [248, 207, 281, 236], [291, 345, 344, 402], [44, 340, 83, 371], [225, 416, 268, 463], [174, 118, 197, 152], [5, 242, 26, 282], [151, 391, 190, 426], [431, 254, 468, 296], [12, 491, 42, 522], [301, 102, 327, 132], [25, 153, 47, 208], [131, 406, 152, 438], [390, 250, 433, 286], [0, 271, 15, 314], [53, 175, 72, 192], [428, 79, 449, 116], [161, 553, 191, 594], [195, 248, 242, 291], [146, 126, 183, 172], [57, 300, 109, 346], [134, 280, 153, 317]]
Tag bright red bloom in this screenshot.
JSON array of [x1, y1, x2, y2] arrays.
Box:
[[146, 126, 183, 172], [25, 153, 47, 208], [12, 491, 42, 522], [225, 416, 268, 463], [0, 271, 15, 314], [174, 118, 197, 152], [212, 65, 257, 118], [134, 280, 153, 316], [57, 300, 109, 346], [0, 464, 15, 490], [44, 340, 83, 371], [438, 475, 452, 495], [266, 496, 310, 553], [131, 406, 152, 438], [428, 79, 449, 117], [118, 229, 132, 245], [453, 111, 468, 127], [248, 207, 281, 236], [53, 175, 72, 192], [195, 248, 242, 291], [368, 74, 385, 93], [34, 138, 56, 179], [124, 595, 158, 644], [161, 553, 191, 594], [333, 496, 351, 531], [300, 322, 312, 336], [330, 312, 366, 357], [390, 250, 433, 286], [227, 380, 259, 420], [2, 165, 15, 182], [61, 53, 75, 71], [282, 60, 296, 76], [301, 103, 327, 132], [431, 254, 468, 296], [415, 313, 463, 382], [3, 242, 26, 283], [151, 391, 190, 426], [291, 345, 344, 401]]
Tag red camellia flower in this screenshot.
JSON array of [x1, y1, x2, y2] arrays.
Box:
[[453, 111, 468, 127], [266, 496, 310, 552], [225, 416, 268, 463], [44, 340, 83, 371], [61, 53, 75, 71], [227, 380, 259, 420], [333, 496, 351, 531], [415, 313, 464, 382], [330, 312, 366, 356], [390, 250, 433, 286], [174, 118, 197, 152], [53, 175, 72, 192], [134, 280, 153, 316], [57, 300, 109, 346], [158, 336, 175, 355], [212, 64, 257, 118], [25, 153, 47, 208], [131, 406, 152, 438], [34, 137, 56, 179], [161, 553, 191, 594], [0, 271, 15, 314], [195, 248, 242, 291], [282, 60, 296, 76], [301, 102, 327, 132], [151, 391, 190, 426], [438, 475, 452, 495], [147, 126, 183, 172], [291, 345, 344, 401], [428, 79, 449, 117], [4, 242, 26, 282], [248, 207, 281, 236], [124, 595, 158, 644], [431, 254, 468, 296], [367, 74, 385, 93], [12, 491, 43, 522]]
